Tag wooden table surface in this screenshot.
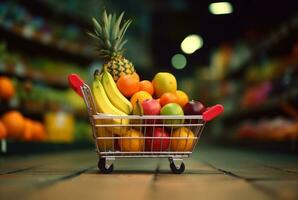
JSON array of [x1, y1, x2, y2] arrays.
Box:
[[1, 146, 298, 200]]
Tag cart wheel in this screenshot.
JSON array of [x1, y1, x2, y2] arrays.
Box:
[[170, 162, 185, 174], [98, 158, 114, 174]]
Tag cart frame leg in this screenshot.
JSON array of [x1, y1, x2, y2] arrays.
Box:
[[104, 157, 115, 169]]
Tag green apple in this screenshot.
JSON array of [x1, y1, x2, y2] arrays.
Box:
[[160, 103, 184, 126]]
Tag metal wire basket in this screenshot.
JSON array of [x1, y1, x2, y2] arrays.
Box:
[[69, 74, 224, 174]]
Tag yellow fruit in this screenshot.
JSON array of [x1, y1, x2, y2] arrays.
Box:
[[170, 127, 195, 152], [130, 91, 152, 107], [176, 90, 189, 107], [45, 112, 74, 142], [101, 71, 133, 114], [152, 72, 177, 98], [92, 76, 129, 135], [118, 129, 144, 152]]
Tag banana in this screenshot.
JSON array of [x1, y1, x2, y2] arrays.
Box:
[[101, 71, 133, 114], [131, 99, 144, 125], [92, 70, 129, 135]]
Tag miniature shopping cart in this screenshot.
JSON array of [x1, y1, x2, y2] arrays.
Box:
[[68, 74, 224, 174]]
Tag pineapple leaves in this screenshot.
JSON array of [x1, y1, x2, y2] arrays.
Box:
[[87, 32, 99, 40], [110, 13, 117, 39], [99, 49, 112, 57], [112, 12, 124, 41], [89, 10, 132, 58], [119, 19, 132, 43], [92, 18, 102, 35], [118, 39, 128, 51], [102, 10, 110, 41], [114, 19, 131, 51], [108, 13, 112, 37], [87, 32, 105, 48]]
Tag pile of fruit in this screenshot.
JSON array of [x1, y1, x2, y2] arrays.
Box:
[[87, 11, 209, 152], [92, 69, 208, 152], [0, 76, 46, 142], [235, 118, 298, 142], [0, 110, 46, 142]]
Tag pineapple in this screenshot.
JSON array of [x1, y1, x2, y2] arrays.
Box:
[[88, 10, 135, 82]]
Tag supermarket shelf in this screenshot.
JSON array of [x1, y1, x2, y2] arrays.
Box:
[[223, 89, 298, 123], [0, 104, 88, 121], [226, 14, 298, 80], [0, 140, 93, 155], [0, 22, 96, 64], [0, 62, 68, 89], [15, 0, 92, 29]]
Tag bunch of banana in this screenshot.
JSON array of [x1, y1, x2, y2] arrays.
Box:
[[101, 71, 133, 114], [92, 70, 129, 135]]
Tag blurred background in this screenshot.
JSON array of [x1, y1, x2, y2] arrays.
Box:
[[0, 0, 298, 154]]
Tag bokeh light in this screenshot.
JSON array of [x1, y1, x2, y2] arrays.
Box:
[[180, 34, 203, 54]]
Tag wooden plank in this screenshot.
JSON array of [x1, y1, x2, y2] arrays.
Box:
[[0, 150, 96, 200], [23, 158, 157, 200], [1, 147, 298, 200], [254, 181, 298, 200], [23, 169, 270, 200], [149, 174, 271, 200], [196, 147, 298, 180], [22, 156, 270, 200]]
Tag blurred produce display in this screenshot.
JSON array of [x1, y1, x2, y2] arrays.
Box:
[[0, 43, 88, 86], [0, 1, 94, 57], [0, 0, 100, 153], [204, 14, 298, 150], [235, 117, 298, 142]]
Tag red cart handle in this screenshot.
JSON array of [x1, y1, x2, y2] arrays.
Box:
[[68, 74, 84, 97], [203, 104, 224, 122]]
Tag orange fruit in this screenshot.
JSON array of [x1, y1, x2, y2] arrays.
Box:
[[0, 120, 7, 139], [139, 80, 154, 95], [130, 91, 152, 107], [160, 92, 179, 107], [96, 126, 113, 151], [117, 74, 140, 97], [118, 129, 144, 152], [176, 90, 189, 107], [0, 76, 15, 101], [32, 121, 46, 141], [170, 127, 195, 151], [152, 72, 177, 97], [2, 111, 25, 139], [23, 119, 33, 141]]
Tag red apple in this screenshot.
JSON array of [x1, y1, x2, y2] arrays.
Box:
[[145, 127, 170, 151], [183, 100, 206, 115], [142, 99, 161, 115], [142, 99, 161, 124]]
